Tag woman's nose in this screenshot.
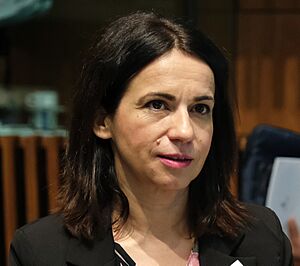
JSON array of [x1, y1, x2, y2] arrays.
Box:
[[167, 109, 194, 143]]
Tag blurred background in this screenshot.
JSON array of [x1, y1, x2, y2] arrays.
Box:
[[0, 0, 299, 135], [0, 0, 299, 264]]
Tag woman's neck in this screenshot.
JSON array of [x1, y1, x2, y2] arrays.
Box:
[[113, 182, 191, 242], [112, 182, 195, 265]]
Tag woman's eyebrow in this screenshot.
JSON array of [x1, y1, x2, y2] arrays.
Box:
[[137, 92, 176, 104], [194, 95, 215, 102], [137, 93, 214, 105]]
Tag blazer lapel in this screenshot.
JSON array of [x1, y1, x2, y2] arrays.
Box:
[[199, 233, 257, 266], [63, 228, 258, 266], [65, 229, 117, 266]]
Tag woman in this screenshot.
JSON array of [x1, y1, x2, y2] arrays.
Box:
[[10, 12, 292, 265]]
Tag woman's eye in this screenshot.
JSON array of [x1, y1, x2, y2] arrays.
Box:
[[146, 100, 166, 110], [192, 104, 211, 115]]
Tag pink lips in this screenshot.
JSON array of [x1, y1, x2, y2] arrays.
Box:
[[158, 153, 193, 169]]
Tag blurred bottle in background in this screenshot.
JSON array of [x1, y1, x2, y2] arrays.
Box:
[[24, 90, 62, 130]]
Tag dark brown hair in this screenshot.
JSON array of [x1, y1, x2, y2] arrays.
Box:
[[58, 11, 248, 240]]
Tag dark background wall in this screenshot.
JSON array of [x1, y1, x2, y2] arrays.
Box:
[[0, 0, 299, 134], [0, 0, 235, 116]]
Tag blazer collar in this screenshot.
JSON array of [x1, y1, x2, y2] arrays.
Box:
[[65, 229, 117, 266], [199, 232, 257, 266], [64, 229, 257, 266]]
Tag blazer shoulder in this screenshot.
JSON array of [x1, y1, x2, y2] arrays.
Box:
[[245, 203, 282, 237], [238, 203, 293, 265], [10, 214, 69, 265], [14, 213, 68, 244]]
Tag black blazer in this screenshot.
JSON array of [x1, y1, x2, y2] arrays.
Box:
[[10, 204, 293, 266]]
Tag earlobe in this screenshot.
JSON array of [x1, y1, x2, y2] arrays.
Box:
[[93, 115, 112, 140]]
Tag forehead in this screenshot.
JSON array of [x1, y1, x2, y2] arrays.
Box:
[[126, 49, 215, 97]]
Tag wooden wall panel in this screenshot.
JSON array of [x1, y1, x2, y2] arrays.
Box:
[[235, 10, 300, 135], [0, 137, 18, 258], [239, 0, 300, 9], [0, 135, 64, 264]]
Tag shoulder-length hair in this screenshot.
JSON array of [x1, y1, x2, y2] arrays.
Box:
[[58, 11, 248, 240]]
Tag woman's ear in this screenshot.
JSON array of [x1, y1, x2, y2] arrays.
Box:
[[93, 112, 113, 140]]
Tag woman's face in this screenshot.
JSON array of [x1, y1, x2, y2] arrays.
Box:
[[95, 49, 215, 192]]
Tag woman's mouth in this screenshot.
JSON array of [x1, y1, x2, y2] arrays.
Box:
[[158, 154, 193, 169]]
